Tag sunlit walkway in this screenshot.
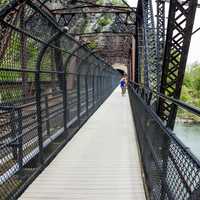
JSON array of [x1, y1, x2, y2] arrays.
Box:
[[19, 87, 146, 200]]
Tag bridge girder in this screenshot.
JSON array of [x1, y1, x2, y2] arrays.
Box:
[[135, 0, 197, 129], [0, 0, 136, 75], [136, 0, 160, 96], [43, 0, 136, 70], [158, 0, 197, 129]]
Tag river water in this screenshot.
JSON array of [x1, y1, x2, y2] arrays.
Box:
[[174, 122, 200, 159]]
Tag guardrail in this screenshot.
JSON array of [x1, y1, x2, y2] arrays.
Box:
[[0, 1, 120, 199], [129, 82, 200, 199]]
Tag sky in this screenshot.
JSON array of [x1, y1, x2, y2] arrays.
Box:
[[126, 0, 200, 66]]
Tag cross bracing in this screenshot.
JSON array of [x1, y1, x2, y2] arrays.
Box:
[[1, 0, 200, 199]]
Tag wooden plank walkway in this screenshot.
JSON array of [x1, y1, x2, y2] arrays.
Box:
[[19, 87, 146, 200]]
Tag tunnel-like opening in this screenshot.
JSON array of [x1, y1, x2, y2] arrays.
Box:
[[116, 69, 125, 76], [112, 63, 128, 77]]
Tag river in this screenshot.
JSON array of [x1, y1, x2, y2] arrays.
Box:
[[174, 122, 200, 159]]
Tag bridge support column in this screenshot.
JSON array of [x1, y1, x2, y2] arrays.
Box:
[[158, 0, 197, 129], [131, 37, 136, 81]]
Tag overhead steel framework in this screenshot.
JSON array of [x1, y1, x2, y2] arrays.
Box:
[[0, 0, 136, 71], [133, 0, 200, 199], [0, 0, 200, 199], [0, 1, 122, 199], [158, 0, 197, 128], [40, 0, 135, 72], [135, 0, 197, 128]]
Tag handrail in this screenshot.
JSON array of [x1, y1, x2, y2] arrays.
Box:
[[129, 81, 200, 199], [129, 81, 200, 117]]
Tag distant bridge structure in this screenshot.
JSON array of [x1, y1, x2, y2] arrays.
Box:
[[0, 0, 200, 199]]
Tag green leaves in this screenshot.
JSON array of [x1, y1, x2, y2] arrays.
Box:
[[87, 40, 97, 49], [97, 16, 112, 27], [181, 64, 200, 107]]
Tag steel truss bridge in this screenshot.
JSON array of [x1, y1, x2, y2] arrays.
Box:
[[0, 0, 200, 199]]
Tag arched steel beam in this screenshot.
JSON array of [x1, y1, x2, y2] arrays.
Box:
[[35, 29, 67, 164], [73, 50, 96, 75], [27, 0, 116, 68], [64, 43, 87, 73]]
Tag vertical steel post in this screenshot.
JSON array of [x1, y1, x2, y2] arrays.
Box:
[[135, 5, 143, 84], [45, 94, 50, 136], [17, 109, 23, 173], [77, 74, 81, 126], [158, 0, 197, 129], [102, 76, 105, 97], [62, 71, 68, 134], [156, 0, 165, 90], [20, 5, 28, 101], [95, 75, 98, 102], [92, 75, 95, 107], [99, 76, 102, 100], [34, 31, 64, 165], [96, 76, 98, 103], [10, 108, 17, 160], [85, 75, 89, 116], [99, 76, 101, 100], [142, 0, 160, 92], [35, 59, 43, 164]]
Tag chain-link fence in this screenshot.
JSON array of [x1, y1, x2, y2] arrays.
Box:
[[0, 1, 120, 199], [129, 82, 200, 200]]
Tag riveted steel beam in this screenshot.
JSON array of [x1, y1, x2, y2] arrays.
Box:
[[158, 0, 197, 129], [142, 0, 160, 96]]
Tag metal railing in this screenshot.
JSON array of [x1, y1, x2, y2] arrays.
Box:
[[129, 82, 200, 200], [0, 1, 120, 199]]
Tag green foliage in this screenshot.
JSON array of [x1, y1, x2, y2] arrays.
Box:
[[0, 0, 10, 7], [178, 66, 200, 121], [191, 67, 200, 97], [87, 40, 97, 49], [111, 0, 125, 6], [180, 85, 191, 103], [96, 0, 104, 4], [27, 40, 38, 69], [0, 34, 21, 67], [181, 64, 200, 108], [183, 71, 192, 88], [96, 0, 125, 6], [1, 89, 22, 102], [97, 16, 112, 27]]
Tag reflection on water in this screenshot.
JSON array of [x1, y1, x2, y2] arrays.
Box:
[[174, 122, 200, 159]]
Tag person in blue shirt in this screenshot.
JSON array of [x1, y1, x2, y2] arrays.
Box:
[[120, 76, 127, 96]]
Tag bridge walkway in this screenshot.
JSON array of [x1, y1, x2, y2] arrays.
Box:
[[19, 87, 146, 200]]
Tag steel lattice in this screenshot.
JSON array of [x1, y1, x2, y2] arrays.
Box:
[[158, 0, 197, 128], [0, 1, 121, 199], [156, 0, 165, 91], [129, 82, 200, 200], [142, 0, 160, 94]]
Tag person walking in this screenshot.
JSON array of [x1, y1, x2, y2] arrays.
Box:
[[120, 76, 127, 96]]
